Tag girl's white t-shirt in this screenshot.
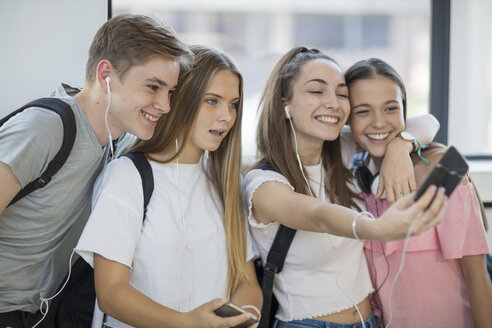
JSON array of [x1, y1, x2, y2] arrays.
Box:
[[243, 161, 373, 322], [76, 156, 255, 328]]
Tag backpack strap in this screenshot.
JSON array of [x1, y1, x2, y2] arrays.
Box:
[[4, 98, 76, 207], [99, 152, 154, 326], [259, 225, 296, 328], [255, 158, 297, 328], [123, 152, 154, 219]]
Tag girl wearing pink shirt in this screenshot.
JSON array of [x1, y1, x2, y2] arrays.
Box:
[[345, 58, 492, 328]]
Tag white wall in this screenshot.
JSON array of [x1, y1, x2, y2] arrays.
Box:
[[0, 1, 107, 115], [0, 0, 107, 292], [449, 0, 492, 154]]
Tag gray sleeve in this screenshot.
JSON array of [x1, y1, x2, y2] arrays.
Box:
[[0, 107, 63, 187]]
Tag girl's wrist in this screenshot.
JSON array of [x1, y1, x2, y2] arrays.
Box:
[[388, 136, 413, 154], [352, 212, 377, 241], [241, 305, 261, 319]]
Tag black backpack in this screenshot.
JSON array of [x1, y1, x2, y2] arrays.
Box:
[[255, 159, 297, 328], [0, 98, 76, 207], [42, 152, 154, 328], [0, 100, 155, 327]]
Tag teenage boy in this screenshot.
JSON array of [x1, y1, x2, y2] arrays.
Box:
[[0, 14, 191, 327]]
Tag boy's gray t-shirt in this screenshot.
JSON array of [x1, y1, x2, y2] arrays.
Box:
[[0, 84, 106, 313]]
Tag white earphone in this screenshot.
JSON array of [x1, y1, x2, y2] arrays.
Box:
[[105, 76, 110, 89], [284, 105, 291, 119], [104, 75, 113, 159]]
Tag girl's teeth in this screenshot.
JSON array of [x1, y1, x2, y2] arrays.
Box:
[[316, 116, 338, 124], [144, 113, 158, 122], [367, 133, 389, 140]]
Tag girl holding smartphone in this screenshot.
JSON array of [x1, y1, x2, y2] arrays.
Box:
[[244, 47, 447, 328], [76, 45, 262, 328]]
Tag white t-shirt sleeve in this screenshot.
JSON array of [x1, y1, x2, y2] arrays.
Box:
[[75, 157, 144, 268], [242, 169, 294, 229]]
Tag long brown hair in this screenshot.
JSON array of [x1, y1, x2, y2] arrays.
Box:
[[130, 45, 248, 295], [346, 57, 488, 230], [257, 47, 360, 209]]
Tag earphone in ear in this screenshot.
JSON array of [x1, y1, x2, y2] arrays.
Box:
[[105, 76, 111, 91], [284, 105, 291, 119]]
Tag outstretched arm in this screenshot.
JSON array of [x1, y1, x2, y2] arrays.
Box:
[[251, 180, 447, 241], [94, 254, 253, 328], [0, 162, 21, 215], [378, 114, 440, 202]]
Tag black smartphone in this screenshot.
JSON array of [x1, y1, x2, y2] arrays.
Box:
[[215, 302, 259, 328], [414, 146, 468, 201]]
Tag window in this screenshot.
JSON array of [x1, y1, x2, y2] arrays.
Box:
[[448, 0, 492, 156], [113, 0, 431, 155]]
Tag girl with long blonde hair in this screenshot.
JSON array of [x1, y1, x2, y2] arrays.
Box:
[[76, 45, 261, 328]]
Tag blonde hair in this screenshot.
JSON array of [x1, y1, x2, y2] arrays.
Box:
[[130, 45, 248, 295], [86, 14, 191, 84]]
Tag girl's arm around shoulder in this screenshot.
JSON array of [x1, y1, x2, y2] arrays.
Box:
[[406, 114, 440, 146], [376, 114, 440, 202], [459, 254, 492, 328], [251, 179, 447, 241], [94, 254, 254, 328]]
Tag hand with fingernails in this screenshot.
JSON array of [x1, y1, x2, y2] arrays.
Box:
[[376, 141, 417, 203]]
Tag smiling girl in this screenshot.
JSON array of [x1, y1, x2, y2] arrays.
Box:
[[244, 47, 447, 328], [75, 45, 261, 328], [345, 57, 492, 328]]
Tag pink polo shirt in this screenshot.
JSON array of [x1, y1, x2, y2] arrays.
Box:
[[363, 183, 490, 328]]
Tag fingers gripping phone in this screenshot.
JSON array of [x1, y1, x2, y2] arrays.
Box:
[[215, 302, 259, 328], [414, 146, 468, 201]]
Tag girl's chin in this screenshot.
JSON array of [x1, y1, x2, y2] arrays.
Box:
[[365, 146, 387, 158]]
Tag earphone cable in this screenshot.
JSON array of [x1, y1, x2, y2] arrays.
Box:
[[105, 78, 114, 161], [384, 217, 417, 328], [287, 115, 366, 328], [175, 139, 194, 311], [32, 250, 76, 328]]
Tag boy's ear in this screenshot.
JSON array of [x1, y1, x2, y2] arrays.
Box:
[[96, 60, 114, 91]]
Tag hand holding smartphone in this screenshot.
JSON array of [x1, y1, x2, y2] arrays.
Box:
[[215, 302, 259, 328], [414, 146, 468, 201]]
